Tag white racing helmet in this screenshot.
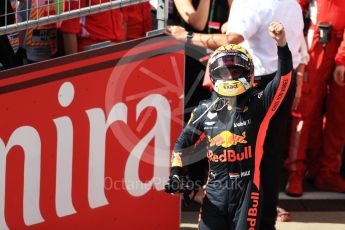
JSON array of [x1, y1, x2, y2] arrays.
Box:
[[208, 44, 254, 97]]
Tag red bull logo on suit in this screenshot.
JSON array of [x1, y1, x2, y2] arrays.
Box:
[[207, 146, 252, 163], [209, 131, 247, 148]]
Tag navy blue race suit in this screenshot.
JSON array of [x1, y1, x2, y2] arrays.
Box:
[[171, 44, 293, 230]]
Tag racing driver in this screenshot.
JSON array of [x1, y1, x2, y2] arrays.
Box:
[[165, 22, 293, 230]]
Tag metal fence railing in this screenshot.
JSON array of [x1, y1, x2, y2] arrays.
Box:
[[0, 0, 168, 36]]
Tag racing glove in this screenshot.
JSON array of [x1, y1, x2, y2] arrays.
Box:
[[165, 163, 184, 194], [164, 174, 198, 205], [164, 175, 184, 194]]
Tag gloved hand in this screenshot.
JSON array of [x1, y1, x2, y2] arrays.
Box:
[[165, 175, 203, 206], [164, 175, 184, 194]]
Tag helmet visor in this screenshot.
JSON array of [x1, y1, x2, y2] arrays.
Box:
[[213, 67, 244, 80], [212, 67, 245, 80], [210, 54, 250, 80]]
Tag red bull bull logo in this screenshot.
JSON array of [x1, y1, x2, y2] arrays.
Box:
[[207, 146, 252, 163], [209, 131, 247, 148]]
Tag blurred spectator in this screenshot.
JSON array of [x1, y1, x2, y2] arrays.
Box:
[[173, 0, 231, 121], [291, 38, 310, 112], [17, 0, 58, 62], [6, 0, 20, 57], [123, 2, 152, 40], [285, 0, 345, 196], [0, 0, 21, 70], [166, 0, 304, 228], [61, 0, 125, 54], [175, 0, 232, 34]]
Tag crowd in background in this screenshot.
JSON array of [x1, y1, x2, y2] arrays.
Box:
[[0, 0, 156, 68], [0, 0, 344, 228]]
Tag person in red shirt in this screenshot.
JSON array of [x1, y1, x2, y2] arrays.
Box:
[[285, 0, 345, 196], [123, 2, 152, 40], [60, 0, 126, 54]]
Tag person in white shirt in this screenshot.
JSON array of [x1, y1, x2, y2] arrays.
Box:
[[226, 0, 303, 78]]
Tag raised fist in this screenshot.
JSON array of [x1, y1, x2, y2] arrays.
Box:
[[268, 22, 287, 47]]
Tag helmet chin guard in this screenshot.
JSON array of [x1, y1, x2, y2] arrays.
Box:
[[208, 44, 254, 98]]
